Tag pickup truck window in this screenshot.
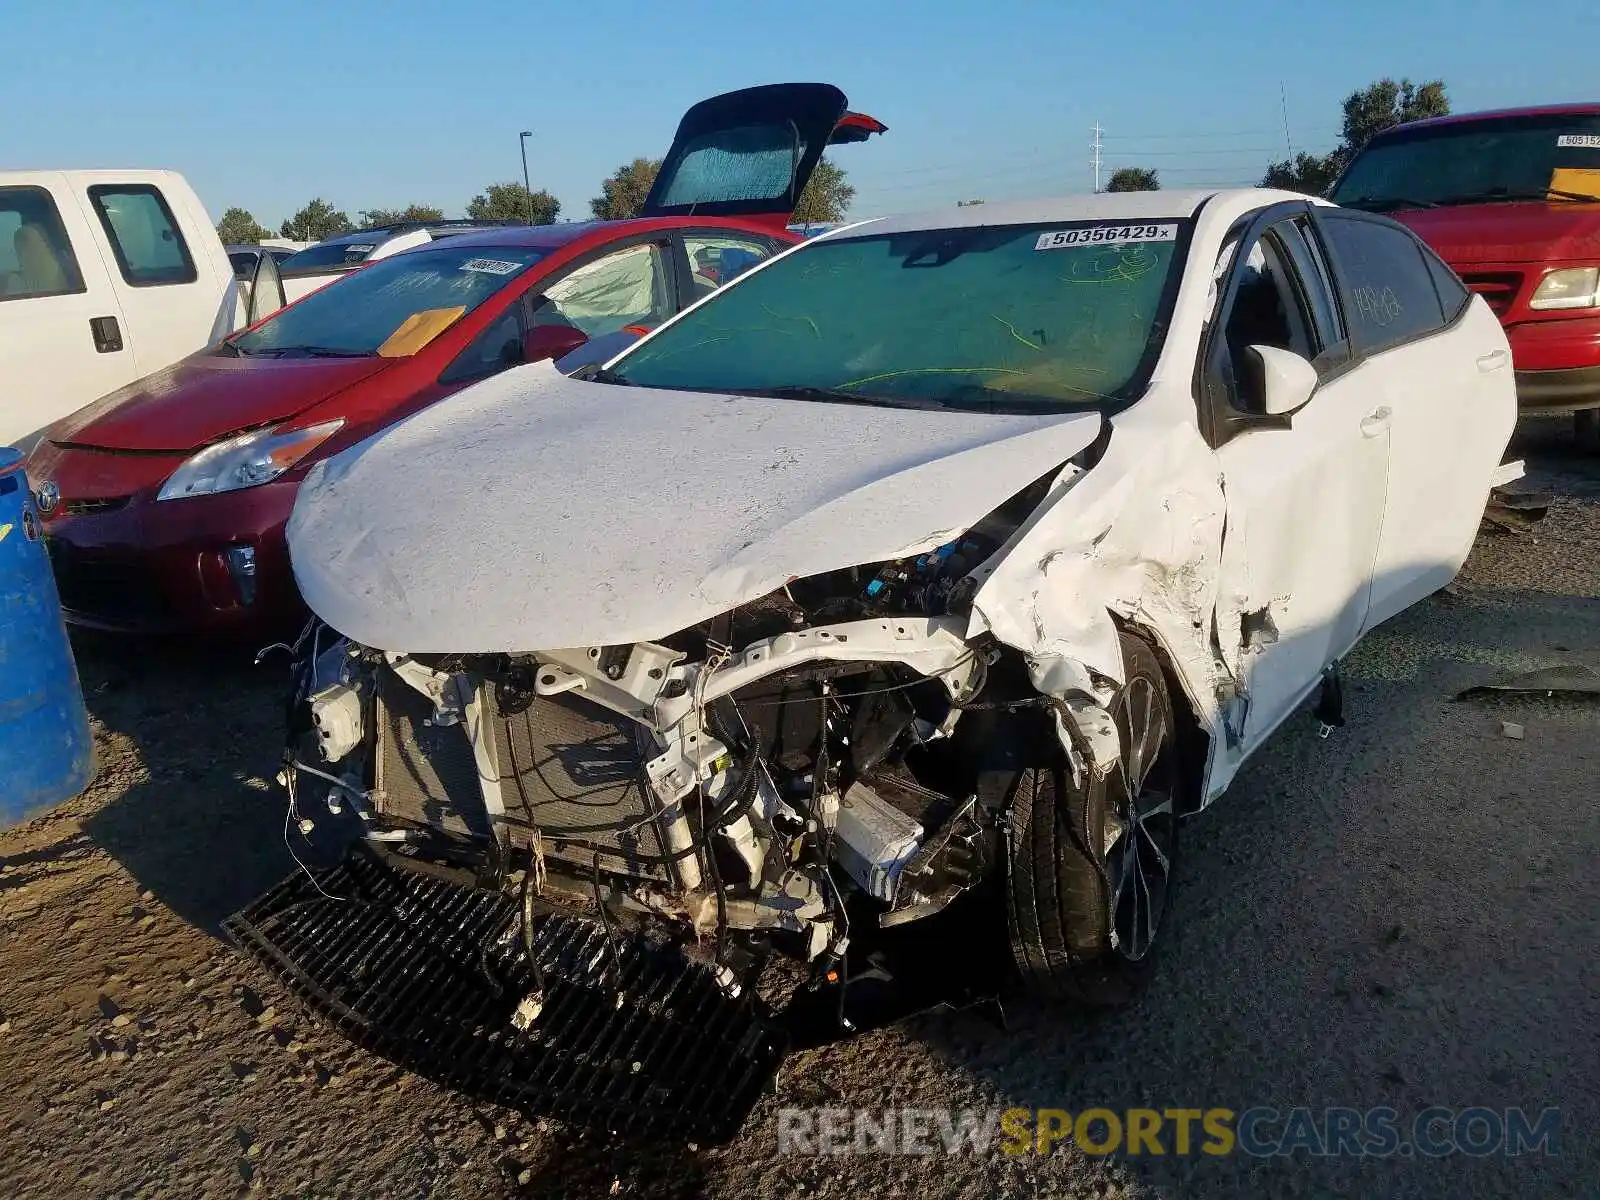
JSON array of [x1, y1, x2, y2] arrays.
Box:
[[0, 186, 86, 302], [88, 184, 197, 288]]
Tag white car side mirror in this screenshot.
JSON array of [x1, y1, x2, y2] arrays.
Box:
[[1247, 344, 1319, 416]]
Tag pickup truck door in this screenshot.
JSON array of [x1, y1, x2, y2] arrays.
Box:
[[1205, 205, 1389, 760], [73, 180, 226, 378], [0, 175, 131, 450]]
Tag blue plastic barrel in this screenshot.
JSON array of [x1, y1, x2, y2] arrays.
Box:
[[0, 447, 94, 825]]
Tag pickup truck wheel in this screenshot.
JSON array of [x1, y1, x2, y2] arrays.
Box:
[[1576, 409, 1600, 454], [1005, 633, 1181, 1006]]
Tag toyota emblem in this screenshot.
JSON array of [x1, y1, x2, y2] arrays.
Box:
[[35, 481, 60, 515]]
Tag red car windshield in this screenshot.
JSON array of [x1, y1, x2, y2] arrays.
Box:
[[229, 244, 544, 358], [1332, 112, 1600, 210]]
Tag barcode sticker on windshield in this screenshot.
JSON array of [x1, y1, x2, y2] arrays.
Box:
[[1035, 223, 1179, 250], [460, 258, 523, 275], [1557, 135, 1600, 149]]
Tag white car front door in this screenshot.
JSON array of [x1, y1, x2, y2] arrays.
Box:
[[76, 181, 217, 378], [0, 177, 132, 450], [1314, 210, 1519, 627], [1205, 208, 1390, 757]]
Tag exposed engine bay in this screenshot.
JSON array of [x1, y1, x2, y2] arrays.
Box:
[[282, 473, 1063, 1004]]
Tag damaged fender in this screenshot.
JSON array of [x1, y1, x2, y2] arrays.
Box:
[[968, 404, 1239, 797]]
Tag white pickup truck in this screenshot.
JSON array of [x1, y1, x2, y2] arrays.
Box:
[[0, 169, 241, 450]]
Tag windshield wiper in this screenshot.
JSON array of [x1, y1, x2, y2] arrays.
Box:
[[1339, 195, 1439, 212], [573, 364, 631, 385], [291, 346, 377, 358], [723, 385, 955, 411], [230, 345, 373, 359], [1436, 186, 1600, 205]]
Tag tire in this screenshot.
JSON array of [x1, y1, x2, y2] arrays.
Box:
[[1575, 409, 1600, 455], [1005, 632, 1182, 1006]]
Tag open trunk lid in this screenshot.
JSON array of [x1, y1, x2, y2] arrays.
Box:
[[640, 82, 885, 227]]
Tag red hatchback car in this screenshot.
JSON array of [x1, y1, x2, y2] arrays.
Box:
[[28, 84, 883, 637]]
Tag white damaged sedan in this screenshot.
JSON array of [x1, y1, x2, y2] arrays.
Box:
[[273, 188, 1515, 1022]]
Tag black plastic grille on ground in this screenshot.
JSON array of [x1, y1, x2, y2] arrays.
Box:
[[223, 847, 787, 1143]]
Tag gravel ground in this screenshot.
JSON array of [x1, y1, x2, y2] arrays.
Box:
[[0, 418, 1595, 1199]]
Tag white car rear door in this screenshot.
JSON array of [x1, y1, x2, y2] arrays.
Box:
[[1204, 206, 1390, 757], [1314, 210, 1519, 627]]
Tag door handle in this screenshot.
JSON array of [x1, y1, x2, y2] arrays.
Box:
[[89, 316, 123, 353], [1476, 348, 1510, 372], [1360, 406, 1392, 438]]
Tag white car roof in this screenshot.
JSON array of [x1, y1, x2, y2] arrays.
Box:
[[830, 188, 1325, 239]]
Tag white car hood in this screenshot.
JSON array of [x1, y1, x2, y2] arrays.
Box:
[[286, 361, 1105, 651]]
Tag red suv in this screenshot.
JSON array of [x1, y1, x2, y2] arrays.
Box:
[[26, 84, 884, 637], [1330, 103, 1600, 449]]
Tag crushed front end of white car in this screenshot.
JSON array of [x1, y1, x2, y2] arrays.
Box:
[[225, 190, 1514, 1140]]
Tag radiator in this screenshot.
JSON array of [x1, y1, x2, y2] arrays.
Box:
[[375, 669, 678, 883]]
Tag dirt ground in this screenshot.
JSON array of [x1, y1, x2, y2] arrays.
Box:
[[1, 419, 1595, 1200]]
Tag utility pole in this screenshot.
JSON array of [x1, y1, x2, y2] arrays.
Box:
[[1090, 123, 1103, 193], [519, 131, 534, 224]]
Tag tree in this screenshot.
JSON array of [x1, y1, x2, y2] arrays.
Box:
[[1106, 167, 1160, 192], [467, 182, 559, 225], [792, 157, 854, 225], [1261, 77, 1449, 194], [280, 198, 352, 242], [216, 207, 270, 245], [1261, 152, 1344, 195], [358, 204, 445, 228], [590, 158, 662, 221]]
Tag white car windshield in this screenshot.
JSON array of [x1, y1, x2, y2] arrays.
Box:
[[609, 220, 1190, 412]]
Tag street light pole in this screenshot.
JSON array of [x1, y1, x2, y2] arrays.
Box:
[[519, 131, 534, 224]]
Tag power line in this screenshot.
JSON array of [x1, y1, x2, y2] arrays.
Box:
[[1139, 164, 1274, 175], [1101, 146, 1284, 157], [1101, 126, 1339, 141], [863, 144, 1071, 178]]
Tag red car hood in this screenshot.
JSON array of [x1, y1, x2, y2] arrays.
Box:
[[49, 354, 394, 453], [1392, 202, 1600, 266]]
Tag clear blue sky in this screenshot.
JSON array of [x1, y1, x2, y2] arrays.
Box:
[[6, 0, 1594, 229]]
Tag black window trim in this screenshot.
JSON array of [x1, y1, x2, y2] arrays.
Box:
[[0, 184, 88, 303], [1277, 213, 1353, 374], [1416, 236, 1473, 325], [87, 183, 198, 288]]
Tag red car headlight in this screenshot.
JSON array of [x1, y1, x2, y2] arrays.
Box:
[[157, 420, 344, 502]]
